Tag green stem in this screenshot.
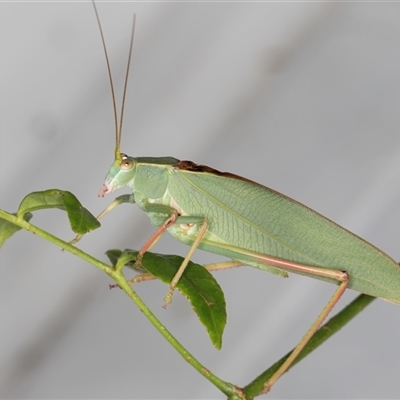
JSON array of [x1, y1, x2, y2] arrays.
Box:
[[244, 293, 375, 399], [0, 209, 239, 398]]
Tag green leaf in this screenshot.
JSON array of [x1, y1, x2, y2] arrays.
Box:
[[18, 190, 65, 215], [17, 189, 100, 234], [107, 249, 227, 349], [61, 192, 100, 234], [0, 212, 32, 248], [105, 249, 145, 272]]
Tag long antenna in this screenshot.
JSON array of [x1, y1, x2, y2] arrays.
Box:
[[119, 14, 136, 147], [91, 0, 136, 162]]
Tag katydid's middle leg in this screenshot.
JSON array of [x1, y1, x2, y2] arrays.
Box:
[[136, 210, 179, 266], [163, 220, 209, 307], [135, 200, 210, 305]]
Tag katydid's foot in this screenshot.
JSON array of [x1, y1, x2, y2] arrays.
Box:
[[163, 286, 175, 308], [69, 233, 83, 245], [127, 273, 152, 284], [135, 254, 143, 270]]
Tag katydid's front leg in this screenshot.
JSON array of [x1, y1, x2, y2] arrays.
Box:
[[138, 201, 208, 305]]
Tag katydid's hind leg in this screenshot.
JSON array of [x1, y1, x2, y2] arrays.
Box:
[[204, 260, 244, 271], [163, 219, 209, 307], [261, 265, 349, 393]]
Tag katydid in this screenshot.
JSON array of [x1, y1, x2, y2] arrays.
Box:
[[92, 1, 400, 393]]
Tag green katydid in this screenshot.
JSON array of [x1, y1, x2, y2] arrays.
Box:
[[92, 1, 400, 394]]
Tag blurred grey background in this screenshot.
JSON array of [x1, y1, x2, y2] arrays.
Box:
[[1, 1, 400, 398]]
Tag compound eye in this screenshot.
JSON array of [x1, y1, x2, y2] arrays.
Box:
[[120, 155, 133, 170]]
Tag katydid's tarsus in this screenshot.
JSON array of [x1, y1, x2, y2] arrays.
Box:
[[92, 1, 400, 394]]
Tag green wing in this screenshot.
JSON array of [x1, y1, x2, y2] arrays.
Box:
[[167, 167, 400, 304]]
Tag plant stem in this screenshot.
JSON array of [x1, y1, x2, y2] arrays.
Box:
[[0, 209, 240, 398], [115, 275, 243, 399]]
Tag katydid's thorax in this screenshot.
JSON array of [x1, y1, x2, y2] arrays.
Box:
[[131, 158, 179, 212], [132, 160, 217, 242]]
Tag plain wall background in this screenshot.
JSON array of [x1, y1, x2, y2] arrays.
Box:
[[1, 1, 400, 398]]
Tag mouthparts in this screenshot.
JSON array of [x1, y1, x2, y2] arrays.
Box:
[[98, 184, 110, 197]]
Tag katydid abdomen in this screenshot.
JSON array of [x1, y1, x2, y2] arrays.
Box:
[[102, 156, 400, 304]]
